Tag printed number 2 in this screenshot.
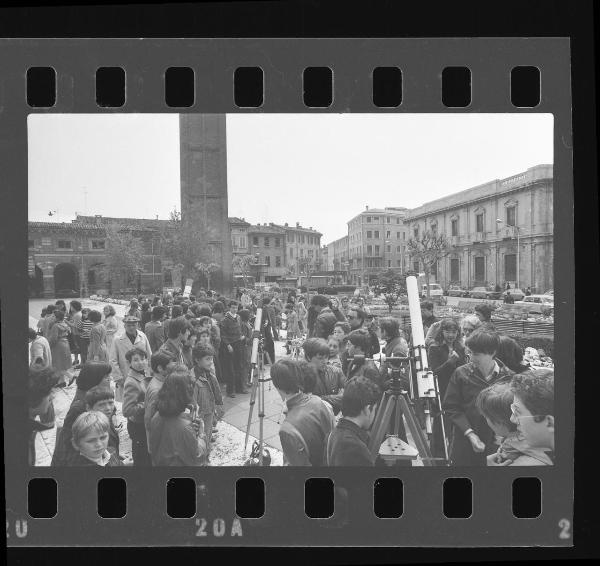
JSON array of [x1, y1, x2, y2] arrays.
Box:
[[558, 518, 571, 540]]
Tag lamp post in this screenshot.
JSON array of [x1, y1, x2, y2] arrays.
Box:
[[496, 218, 520, 289]]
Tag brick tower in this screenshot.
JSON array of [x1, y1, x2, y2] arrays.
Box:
[[179, 114, 232, 295]]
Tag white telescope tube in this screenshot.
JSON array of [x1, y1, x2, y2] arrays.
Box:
[[250, 308, 263, 366], [406, 275, 428, 371]]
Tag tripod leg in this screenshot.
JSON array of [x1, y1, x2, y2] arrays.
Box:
[[398, 395, 433, 466], [243, 364, 259, 453], [368, 391, 389, 450], [368, 393, 395, 456]]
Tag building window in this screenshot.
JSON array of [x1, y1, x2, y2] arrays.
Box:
[[474, 256, 485, 283], [91, 240, 105, 250], [505, 253, 517, 282], [403, 232, 406, 241], [275, 237, 280, 247], [413, 261, 419, 272], [386, 217, 390, 223], [476, 213, 484, 233], [396, 218, 400, 224], [413, 227, 419, 239], [386, 230, 391, 238], [396, 246, 401, 252], [366, 216, 371, 223], [57, 240, 72, 249], [28, 239, 35, 248], [375, 245, 380, 255], [265, 256, 271, 266], [308, 249, 314, 257], [240, 237, 246, 248], [397, 259, 401, 266], [386, 245, 391, 252], [275, 256, 281, 267], [367, 231, 372, 239], [290, 248, 293, 258], [290, 234, 295, 243], [300, 248, 304, 257], [506, 206, 516, 227], [264, 237, 270, 247], [253, 236, 259, 246], [388, 260, 392, 267], [451, 219, 458, 236], [302, 235, 305, 244], [367, 245, 373, 255], [450, 258, 460, 282], [396, 232, 401, 239], [374, 230, 380, 238], [372, 216, 378, 222], [431, 224, 438, 236]]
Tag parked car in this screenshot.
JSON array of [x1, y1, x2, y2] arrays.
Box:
[[469, 286, 489, 299], [447, 285, 470, 298], [544, 289, 554, 297], [55, 288, 80, 298], [421, 283, 444, 298], [517, 294, 554, 307], [502, 288, 525, 301], [485, 287, 503, 300]]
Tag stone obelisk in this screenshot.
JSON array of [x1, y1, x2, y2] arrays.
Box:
[[179, 114, 232, 295]]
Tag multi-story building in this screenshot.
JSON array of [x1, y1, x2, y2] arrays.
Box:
[[229, 217, 251, 259], [247, 223, 287, 282], [277, 222, 323, 275], [326, 235, 350, 282], [346, 207, 410, 286], [403, 164, 553, 293], [28, 215, 166, 298]]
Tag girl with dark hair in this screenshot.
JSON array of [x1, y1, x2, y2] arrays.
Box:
[[495, 335, 530, 374], [51, 361, 113, 466], [140, 301, 152, 332], [66, 300, 83, 367], [148, 369, 208, 466], [48, 310, 72, 375]]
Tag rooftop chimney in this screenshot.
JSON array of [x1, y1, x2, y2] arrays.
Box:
[[296, 222, 300, 227], [366, 205, 369, 210], [284, 222, 288, 227]]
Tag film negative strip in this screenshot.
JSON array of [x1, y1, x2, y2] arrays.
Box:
[[2, 37, 573, 547]]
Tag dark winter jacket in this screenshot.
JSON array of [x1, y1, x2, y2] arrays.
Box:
[[443, 360, 514, 466], [219, 312, 243, 345], [428, 341, 466, 400], [326, 418, 375, 466], [313, 365, 347, 414], [347, 359, 384, 391]]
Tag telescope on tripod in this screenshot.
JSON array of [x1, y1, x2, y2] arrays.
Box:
[[243, 306, 272, 466], [366, 275, 450, 466]]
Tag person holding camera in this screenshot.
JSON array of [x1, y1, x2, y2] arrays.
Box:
[[345, 329, 384, 390]]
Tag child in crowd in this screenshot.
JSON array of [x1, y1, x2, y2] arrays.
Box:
[[333, 321, 351, 373], [87, 310, 108, 362], [443, 329, 514, 466], [327, 336, 343, 369], [284, 303, 299, 355], [84, 385, 121, 460], [69, 411, 122, 466], [475, 381, 553, 466], [122, 347, 152, 466], [77, 308, 93, 365], [144, 352, 173, 453], [192, 345, 224, 462]]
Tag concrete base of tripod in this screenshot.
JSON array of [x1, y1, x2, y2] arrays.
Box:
[[243, 343, 273, 466], [368, 387, 437, 466]]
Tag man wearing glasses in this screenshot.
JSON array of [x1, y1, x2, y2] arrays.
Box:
[[510, 369, 555, 462]]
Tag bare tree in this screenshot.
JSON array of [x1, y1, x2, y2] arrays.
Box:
[[195, 262, 221, 292], [232, 254, 255, 287], [406, 230, 451, 298]]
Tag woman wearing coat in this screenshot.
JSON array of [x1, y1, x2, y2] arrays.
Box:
[[48, 310, 72, 374], [102, 304, 118, 354], [87, 310, 109, 362]]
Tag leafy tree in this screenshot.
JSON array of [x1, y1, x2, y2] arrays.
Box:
[[160, 209, 217, 290], [99, 225, 146, 293], [406, 231, 451, 298], [374, 269, 405, 295]]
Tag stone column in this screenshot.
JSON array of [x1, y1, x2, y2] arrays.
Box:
[[179, 114, 233, 296]]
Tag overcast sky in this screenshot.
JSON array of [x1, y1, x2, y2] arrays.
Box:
[[29, 113, 553, 243]]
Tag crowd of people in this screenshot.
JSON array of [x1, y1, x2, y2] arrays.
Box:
[[28, 287, 555, 467]]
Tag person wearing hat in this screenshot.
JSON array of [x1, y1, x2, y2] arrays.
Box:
[[110, 315, 152, 403]]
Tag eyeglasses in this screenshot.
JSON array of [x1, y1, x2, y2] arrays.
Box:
[[510, 403, 545, 420]]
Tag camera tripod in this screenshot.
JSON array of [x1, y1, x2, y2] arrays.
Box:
[[244, 335, 273, 466], [368, 356, 449, 466]]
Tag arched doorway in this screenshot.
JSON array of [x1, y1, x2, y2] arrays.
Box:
[[29, 265, 44, 297], [54, 263, 79, 293]]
